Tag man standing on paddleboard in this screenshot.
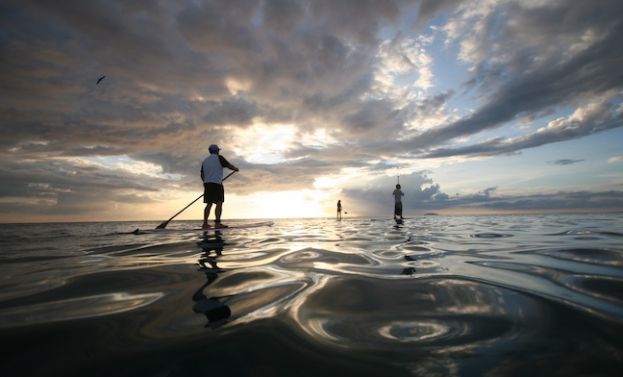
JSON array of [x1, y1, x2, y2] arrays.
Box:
[[393, 184, 404, 221], [201, 144, 239, 229], [337, 200, 342, 220]]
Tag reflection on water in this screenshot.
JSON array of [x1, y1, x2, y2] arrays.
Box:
[[193, 231, 231, 328], [0, 215, 622, 376]]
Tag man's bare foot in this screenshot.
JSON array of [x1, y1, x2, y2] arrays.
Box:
[[214, 223, 229, 229], [202, 223, 212, 229]]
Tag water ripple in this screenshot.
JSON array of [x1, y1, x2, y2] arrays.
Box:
[[0, 292, 163, 328], [1, 215, 622, 376]]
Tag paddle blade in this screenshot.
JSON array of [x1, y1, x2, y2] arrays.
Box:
[[155, 221, 169, 229]]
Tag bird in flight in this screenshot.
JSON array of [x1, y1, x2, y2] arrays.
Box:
[[96, 75, 106, 85]]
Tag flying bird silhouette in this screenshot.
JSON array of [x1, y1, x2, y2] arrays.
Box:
[[96, 75, 106, 85]]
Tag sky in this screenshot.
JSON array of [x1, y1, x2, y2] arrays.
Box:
[[1, 0, 622, 222]]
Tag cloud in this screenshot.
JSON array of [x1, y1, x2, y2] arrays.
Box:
[[415, 0, 464, 29], [420, 97, 623, 158], [372, 33, 436, 97], [552, 159, 584, 166], [343, 171, 623, 214], [608, 156, 623, 163], [201, 97, 259, 126], [399, 0, 623, 155], [473, 191, 623, 212], [0, 157, 170, 217], [1, 0, 622, 220]]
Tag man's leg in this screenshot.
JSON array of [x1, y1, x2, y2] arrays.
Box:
[[214, 202, 223, 224], [203, 203, 213, 228]]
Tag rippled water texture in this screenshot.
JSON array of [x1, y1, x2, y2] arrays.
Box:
[[1, 215, 622, 376]]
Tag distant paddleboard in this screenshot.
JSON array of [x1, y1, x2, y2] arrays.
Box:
[[132, 221, 274, 235]]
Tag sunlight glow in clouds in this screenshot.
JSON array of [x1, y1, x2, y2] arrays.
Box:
[[314, 167, 382, 191], [231, 122, 340, 164], [299, 128, 339, 150], [230, 122, 298, 164], [227, 190, 333, 219], [225, 76, 252, 95]]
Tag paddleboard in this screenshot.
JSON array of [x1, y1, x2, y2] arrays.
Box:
[[132, 221, 274, 234]]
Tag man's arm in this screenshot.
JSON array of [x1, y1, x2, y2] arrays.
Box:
[[219, 155, 239, 171], [200, 166, 204, 181]]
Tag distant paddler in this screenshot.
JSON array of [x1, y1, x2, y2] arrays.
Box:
[[337, 200, 342, 220], [201, 144, 239, 229], [393, 183, 404, 222]]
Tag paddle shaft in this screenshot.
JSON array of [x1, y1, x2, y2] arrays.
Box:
[[156, 171, 236, 229]]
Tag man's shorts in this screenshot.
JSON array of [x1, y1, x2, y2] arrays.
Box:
[[204, 183, 224, 203], [394, 202, 402, 215]]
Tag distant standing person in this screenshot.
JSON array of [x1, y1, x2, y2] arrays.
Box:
[[201, 144, 239, 229], [393, 184, 404, 221], [337, 200, 342, 220]]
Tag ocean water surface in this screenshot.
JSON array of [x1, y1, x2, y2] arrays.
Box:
[[1, 215, 622, 376]]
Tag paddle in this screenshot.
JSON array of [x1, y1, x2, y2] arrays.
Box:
[[155, 171, 237, 229]]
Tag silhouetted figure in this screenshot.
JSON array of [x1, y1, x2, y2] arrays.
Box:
[[201, 144, 239, 229], [393, 184, 404, 221], [337, 200, 342, 220], [96, 75, 106, 84]]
